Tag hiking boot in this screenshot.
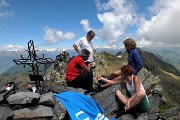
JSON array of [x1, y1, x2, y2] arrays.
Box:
[[115, 109, 126, 118], [96, 83, 103, 92], [127, 108, 140, 119], [84, 90, 91, 95], [84, 89, 97, 95], [98, 80, 103, 84]]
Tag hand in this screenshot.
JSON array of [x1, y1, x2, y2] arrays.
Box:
[[97, 75, 102, 80], [87, 63, 92, 68], [89, 62, 93, 67], [81, 69, 85, 73], [124, 99, 130, 112]]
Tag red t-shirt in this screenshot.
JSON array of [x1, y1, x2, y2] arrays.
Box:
[[66, 55, 86, 82]]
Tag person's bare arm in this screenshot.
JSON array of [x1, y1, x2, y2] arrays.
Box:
[[125, 76, 142, 111], [98, 76, 121, 85], [73, 44, 80, 53], [82, 64, 91, 72], [134, 76, 141, 93], [108, 69, 121, 80], [101, 83, 112, 88]]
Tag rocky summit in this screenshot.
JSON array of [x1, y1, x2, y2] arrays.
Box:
[[0, 50, 180, 120]]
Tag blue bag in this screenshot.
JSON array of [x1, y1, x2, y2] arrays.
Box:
[[54, 91, 108, 120]]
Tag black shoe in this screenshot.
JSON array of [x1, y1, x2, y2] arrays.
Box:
[[97, 83, 103, 92], [84, 90, 91, 95], [115, 109, 126, 118], [127, 108, 140, 119], [84, 89, 97, 95], [98, 80, 103, 84]]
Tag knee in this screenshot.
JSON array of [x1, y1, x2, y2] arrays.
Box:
[[115, 90, 122, 96], [137, 91, 145, 98]]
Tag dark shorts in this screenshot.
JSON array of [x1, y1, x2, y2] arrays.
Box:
[[136, 95, 150, 112], [123, 84, 150, 112]]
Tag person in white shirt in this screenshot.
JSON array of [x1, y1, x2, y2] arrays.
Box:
[[98, 65, 150, 113], [73, 30, 95, 64]]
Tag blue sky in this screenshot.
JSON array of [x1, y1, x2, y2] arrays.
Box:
[[0, 0, 180, 51]]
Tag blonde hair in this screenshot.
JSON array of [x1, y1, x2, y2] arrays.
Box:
[[123, 38, 136, 50]]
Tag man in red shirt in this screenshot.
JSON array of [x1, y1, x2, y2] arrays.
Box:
[[66, 49, 93, 91]]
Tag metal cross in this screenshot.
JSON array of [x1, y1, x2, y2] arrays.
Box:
[[13, 40, 54, 88]]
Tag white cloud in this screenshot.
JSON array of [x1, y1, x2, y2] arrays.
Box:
[[80, 0, 180, 47], [137, 0, 180, 47], [0, 0, 9, 7], [80, 19, 92, 32], [43, 26, 75, 44], [64, 32, 75, 40], [138, 38, 152, 46], [37, 47, 58, 52], [81, 0, 136, 44], [1, 44, 25, 51], [0, 11, 14, 17], [0, 0, 14, 27]]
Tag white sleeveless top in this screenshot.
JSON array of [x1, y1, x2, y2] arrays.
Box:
[[126, 75, 145, 96]]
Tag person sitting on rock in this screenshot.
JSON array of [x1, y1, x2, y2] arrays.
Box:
[[66, 49, 94, 92], [98, 65, 150, 118], [97, 38, 143, 90]]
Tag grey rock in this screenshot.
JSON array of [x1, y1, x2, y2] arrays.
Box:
[[0, 90, 14, 102], [66, 87, 86, 94], [7, 92, 40, 104], [39, 92, 56, 107], [52, 99, 66, 120], [41, 82, 67, 94], [50, 114, 59, 120], [92, 83, 120, 117], [163, 107, 180, 119], [0, 104, 13, 120], [147, 94, 160, 114], [117, 113, 148, 120], [13, 105, 53, 119]]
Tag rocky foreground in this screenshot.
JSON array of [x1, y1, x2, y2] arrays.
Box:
[[0, 69, 179, 120]]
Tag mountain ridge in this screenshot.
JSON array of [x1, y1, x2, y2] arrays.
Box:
[[0, 49, 180, 119], [1, 47, 179, 74]]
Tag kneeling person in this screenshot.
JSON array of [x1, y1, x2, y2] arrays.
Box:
[[66, 49, 93, 91]]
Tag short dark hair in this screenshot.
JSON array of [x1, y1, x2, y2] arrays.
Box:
[[121, 65, 134, 76], [87, 30, 95, 36], [80, 49, 90, 57]]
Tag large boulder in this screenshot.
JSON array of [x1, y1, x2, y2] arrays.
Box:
[[13, 105, 53, 119], [0, 105, 13, 120], [7, 92, 40, 104]]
